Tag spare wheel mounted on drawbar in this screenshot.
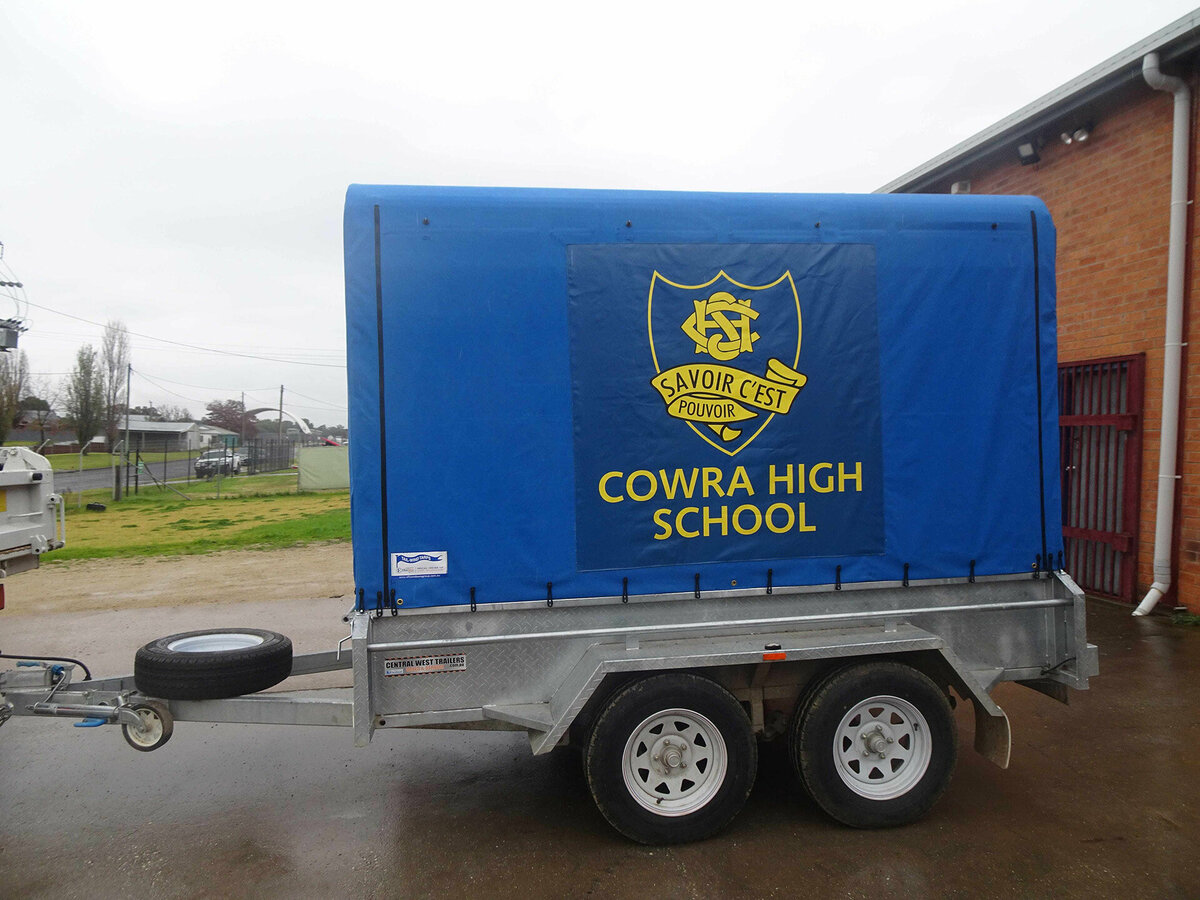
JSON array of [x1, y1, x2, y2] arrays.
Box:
[[134, 628, 293, 700]]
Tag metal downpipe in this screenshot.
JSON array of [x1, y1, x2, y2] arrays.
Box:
[[1135, 52, 1190, 617]]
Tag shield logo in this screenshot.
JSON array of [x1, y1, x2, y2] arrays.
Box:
[[648, 270, 805, 456]]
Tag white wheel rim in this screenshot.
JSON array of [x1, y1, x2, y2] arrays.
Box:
[[127, 708, 163, 747], [621, 708, 727, 817], [167, 633, 264, 653], [833, 695, 932, 800]]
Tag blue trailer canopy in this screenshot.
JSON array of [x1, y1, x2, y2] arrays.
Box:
[[344, 186, 1061, 610]]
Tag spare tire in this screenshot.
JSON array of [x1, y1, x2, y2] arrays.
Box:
[[134, 628, 292, 700]]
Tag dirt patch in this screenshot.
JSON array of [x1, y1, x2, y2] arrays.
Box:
[[2, 544, 356, 682], [8, 543, 353, 615]]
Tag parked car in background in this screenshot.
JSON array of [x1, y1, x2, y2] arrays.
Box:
[[194, 448, 242, 477]]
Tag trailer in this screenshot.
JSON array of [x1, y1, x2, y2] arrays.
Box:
[[1, 187, 1097, 844]]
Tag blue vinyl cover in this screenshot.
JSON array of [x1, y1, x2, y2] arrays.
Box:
[[344, 186, 1062, 609]]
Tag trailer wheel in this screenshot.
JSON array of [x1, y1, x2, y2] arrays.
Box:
[[134, 628, 292, 700], [584, 673, 756, 844], [122, 700, 173, 752], [793, 661, 957, 828]]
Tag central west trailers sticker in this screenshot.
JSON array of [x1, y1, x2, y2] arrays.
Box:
[[568, 243, 884, 572], [383, 653, 467, 676]]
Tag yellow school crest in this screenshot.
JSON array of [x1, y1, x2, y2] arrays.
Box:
[[648, 270, 806, 456]]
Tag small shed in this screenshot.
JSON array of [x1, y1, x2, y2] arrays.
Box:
[[196, 424, 239, 449], [120, 417, 201, 453]]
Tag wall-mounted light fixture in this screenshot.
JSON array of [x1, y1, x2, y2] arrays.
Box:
[[1060, 122, 1094, 145], [1017, 140, 1041, 165]]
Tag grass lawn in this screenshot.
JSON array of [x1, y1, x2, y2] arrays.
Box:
[[53, 476, 349, 560], [117, 473, 302, 501]]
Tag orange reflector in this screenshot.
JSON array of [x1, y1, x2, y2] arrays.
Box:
[[762, 651, 786, 661]]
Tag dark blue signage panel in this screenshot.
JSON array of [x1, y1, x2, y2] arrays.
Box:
[[569, 243, 884, 571]]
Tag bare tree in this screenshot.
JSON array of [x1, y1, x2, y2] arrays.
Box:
[[123, 403, 192, 422], [158, 403, 193, 422], [64, 344, 104, 452], [0, 350, 28, 445], [100, 320, 130, 449], [20, 377, 56, 447]]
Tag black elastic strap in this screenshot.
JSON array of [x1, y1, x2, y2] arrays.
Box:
[[374, 206, 391, 611], [1030, 210, 1049, 570]]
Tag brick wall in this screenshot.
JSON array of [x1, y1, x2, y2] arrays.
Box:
[[953, 73, 1199, 609]]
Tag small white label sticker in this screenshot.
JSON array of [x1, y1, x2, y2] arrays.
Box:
[[390, 550, 448, 577], [383, 653, 467, 677]]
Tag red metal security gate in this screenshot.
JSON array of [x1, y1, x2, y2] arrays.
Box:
[[1058, 355, 1144, 601]]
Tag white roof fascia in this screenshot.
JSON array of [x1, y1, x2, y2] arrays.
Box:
[[878, 10, 1200, 193]]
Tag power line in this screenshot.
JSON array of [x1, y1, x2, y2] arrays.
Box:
[[25, 329, 347, 359], [244, 389, 344, 412], [240, 389, 345, 415], [131, 371, 280, 394], [132, 369, 206, 404], [28, 334, 341, 363], [22, 298, 347, 368], [133, 371, 348, 416], [281, 387, 348, 411], [24, 332, 347, 367], [0, 254, 28, 322], [279, 400, 348, 414]]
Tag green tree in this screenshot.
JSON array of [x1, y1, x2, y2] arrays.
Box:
[[64, 344, 104, 452], [202, 398, 256, 437]]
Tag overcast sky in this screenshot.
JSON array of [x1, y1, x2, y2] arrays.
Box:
[[2, 1, 1196, 431]]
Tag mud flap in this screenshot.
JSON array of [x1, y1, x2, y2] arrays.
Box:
[[971, 699, 1011, 769], [934, 647, 1012, 769], [1017, 678, 1070, 705]]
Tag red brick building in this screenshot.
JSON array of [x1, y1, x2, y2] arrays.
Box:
[[882, 12, 1200, 613]]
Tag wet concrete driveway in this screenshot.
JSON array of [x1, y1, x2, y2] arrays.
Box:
[[2, 599, 1198, 898]]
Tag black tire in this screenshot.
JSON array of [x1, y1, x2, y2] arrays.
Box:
[[134, 628, 292, 700], [793, 661, 957, 828], [584, 673, 756, 844], [786, 663, 845, 797], [122, 700, 173, 751]]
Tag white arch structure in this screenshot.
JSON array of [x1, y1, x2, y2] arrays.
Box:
[[246, 407, 312, 435]]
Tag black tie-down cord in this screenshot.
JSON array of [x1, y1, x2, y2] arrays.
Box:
[[0, 652, 93, 681]]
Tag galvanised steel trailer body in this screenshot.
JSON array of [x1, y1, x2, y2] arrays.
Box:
[[1, 188, 1097, 844]]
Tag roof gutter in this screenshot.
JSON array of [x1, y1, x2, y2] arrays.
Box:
[[1134, 52, 1190, 617], [879, 11, 1200, 194]]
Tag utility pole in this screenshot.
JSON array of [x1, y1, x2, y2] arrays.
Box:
[[278, 384, 284, 438], [120, 362, 131, 501], [240, 391, 246, 447]]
